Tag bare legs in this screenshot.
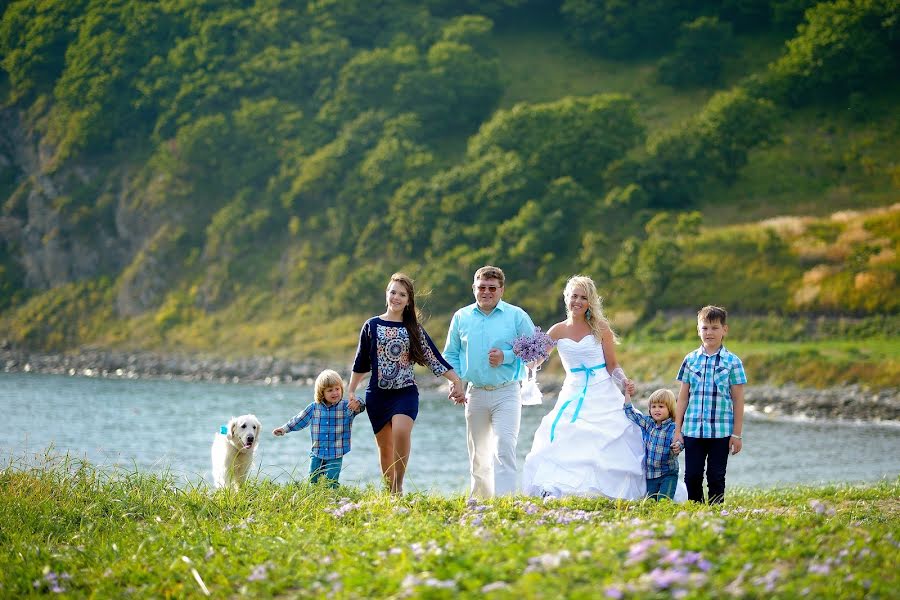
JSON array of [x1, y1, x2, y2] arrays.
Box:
[[374, 414, 415, 494]]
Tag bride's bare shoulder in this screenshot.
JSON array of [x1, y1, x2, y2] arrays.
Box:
[[547, 321, 568, 340]]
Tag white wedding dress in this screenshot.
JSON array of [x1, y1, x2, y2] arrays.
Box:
[[523, 335, 687, 501]]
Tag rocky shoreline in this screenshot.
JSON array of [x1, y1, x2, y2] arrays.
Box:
[[2, 348, 898, 422]]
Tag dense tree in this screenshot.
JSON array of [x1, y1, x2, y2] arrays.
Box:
[[658, 16, 735, 88], [767, 0, 900, 105], [468, 94, 644, 188], [629, 87, 776, 208], [46, 1, 180, 158], [560, 0, 707, 58], [0, 0, 88, 101]]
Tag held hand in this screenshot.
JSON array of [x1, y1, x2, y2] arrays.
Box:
[[671, 440, 683, 455], [272, 427, 285, 436], [488, 348, 503, 368], [347, 398, 361, 412], [623, 378, 636, 397], [730, 436, 743, 456], [673, 431, 684, 448], [448, 380, 466, 404]]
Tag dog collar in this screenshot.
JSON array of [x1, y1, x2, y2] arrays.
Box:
[[220, 425, 228, 434]]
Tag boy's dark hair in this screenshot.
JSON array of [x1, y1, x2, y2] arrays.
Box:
[[697, 305, 728, 324]]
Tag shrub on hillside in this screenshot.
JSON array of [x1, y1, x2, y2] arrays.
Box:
[[468, 94, 644, 189], [658, 16, 736, 88], [765, 0, 900, 105], [632, 87, 777, 208], [561, 0, 704, 58]]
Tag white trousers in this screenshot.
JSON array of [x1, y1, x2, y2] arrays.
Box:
[[465, 383, 522, 498]]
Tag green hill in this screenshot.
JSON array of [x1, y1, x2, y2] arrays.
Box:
[[0, 0, 897, 387]]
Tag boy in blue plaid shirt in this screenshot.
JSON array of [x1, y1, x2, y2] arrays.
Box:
[[273, 369, 365, 487], [624, 388, 682, 501], [674, 306, 746, 504]]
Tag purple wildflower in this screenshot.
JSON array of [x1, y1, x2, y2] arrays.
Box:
[[247, 564, 269, 582], [481, 581, 509, 593], [34, 571, 69, 594], [647, 567, 691, 590], [808, 499, 836, 516], [626, 538, 656, 565], [525, 550, 571, 573], [326, 501, 362, 518], [604, 586, 623, 599]]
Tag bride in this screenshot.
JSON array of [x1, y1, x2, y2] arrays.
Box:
[[523, 275, 686, 501]]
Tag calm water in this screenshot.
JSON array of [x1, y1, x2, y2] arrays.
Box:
[[2, 372, 898, 494]]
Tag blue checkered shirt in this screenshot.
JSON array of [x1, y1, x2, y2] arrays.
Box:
[[676, 345, 747, 438], [624, 404, 679, 479], [282, 398, 364, 459]]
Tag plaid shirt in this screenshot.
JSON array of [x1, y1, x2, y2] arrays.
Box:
[[282, 398, 364, 459], [624, 404, 679, 479], [676, 345, 747, 438]]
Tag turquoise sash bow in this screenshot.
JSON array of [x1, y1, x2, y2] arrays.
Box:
[[549, 362, 606, 442]]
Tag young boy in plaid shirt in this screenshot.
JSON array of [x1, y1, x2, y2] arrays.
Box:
[[624, 388, 682, 501], [273, 369, 365, 487], [673, 306, 747, 504]]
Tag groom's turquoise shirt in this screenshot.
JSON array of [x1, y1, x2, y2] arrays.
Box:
[[443, 300, 535, 388]]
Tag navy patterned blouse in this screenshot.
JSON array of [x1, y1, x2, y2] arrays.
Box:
[[352, 317, 452, 390]]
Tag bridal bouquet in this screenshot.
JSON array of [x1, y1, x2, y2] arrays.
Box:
[[513, 327, 556, 405], [512, 326, 556, 364]]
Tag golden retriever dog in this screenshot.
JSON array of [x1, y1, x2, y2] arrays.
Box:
[[211, 414, 261, 490]]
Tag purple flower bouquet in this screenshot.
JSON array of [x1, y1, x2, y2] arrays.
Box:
[[513, 327, 556, 363], [513, 327, 556, 406]]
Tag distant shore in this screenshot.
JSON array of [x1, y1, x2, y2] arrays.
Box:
[[2, 347, 898, 422]]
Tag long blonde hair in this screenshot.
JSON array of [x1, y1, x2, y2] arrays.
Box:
[[564, 275, 619, 344]]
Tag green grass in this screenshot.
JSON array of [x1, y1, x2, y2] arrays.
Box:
[[697, 91, 900, 225], [490, 25, 713, 131], [2, 456, 897, 598], [626, 338, 898, 387], [533, 338, 900, 390]]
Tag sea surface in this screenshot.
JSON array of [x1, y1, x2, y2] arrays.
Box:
[[3, 372, 898, 494]]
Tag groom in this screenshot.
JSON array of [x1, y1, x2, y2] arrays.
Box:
[[443, 265, 536, 498]]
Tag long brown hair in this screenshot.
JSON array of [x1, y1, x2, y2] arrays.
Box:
[[389, 272, 427, 365]]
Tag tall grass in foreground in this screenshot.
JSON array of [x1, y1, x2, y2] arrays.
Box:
[[2, 454, 897, 598]]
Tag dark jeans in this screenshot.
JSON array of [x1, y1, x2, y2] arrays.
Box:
[[647, 472, 678, 501], [309, 455, 343, 487], [683, 436, 730, 504]]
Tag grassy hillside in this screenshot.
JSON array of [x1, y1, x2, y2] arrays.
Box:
[[0, 1, 897, 391], [491, 24, 785, 130], [491, 22, 899, 223]]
